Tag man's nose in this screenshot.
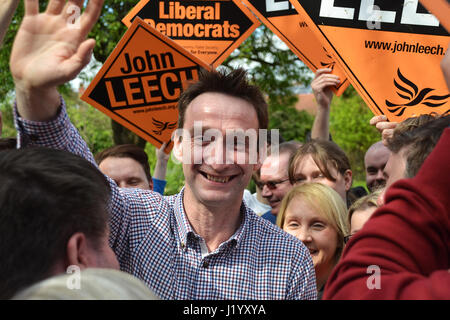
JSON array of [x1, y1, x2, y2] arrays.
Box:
[[376, 169, 385, 180], [261, 184, 272, 197]]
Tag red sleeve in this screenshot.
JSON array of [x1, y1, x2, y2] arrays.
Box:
[[323, 128, 450, 300]]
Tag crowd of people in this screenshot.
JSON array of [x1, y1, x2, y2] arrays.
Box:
[[0, 0, 449, 300]]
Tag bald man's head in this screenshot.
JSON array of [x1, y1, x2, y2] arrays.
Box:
[[364, 141, 390, 192]]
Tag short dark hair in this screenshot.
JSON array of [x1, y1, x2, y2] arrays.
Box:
[[0, 138, 16, 151], [95, 144, 152, 182], [278, 140, 302, 156], [387, 114, 450, 178], [0, 148, 111, 299], [177, 68, 269, 130]]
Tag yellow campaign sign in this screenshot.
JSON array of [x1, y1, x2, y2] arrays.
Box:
[[290, 0, 450, 121], [122, 0, 260, 68], [81, 17, 211, 151], [240, 0, 349, 96], [419, 0, 450, 32]]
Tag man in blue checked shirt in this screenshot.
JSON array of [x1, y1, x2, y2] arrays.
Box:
[[10, 0, 317, 299]]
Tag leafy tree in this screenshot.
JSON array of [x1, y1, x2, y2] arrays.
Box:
[[223, 25, 314, 142], [2, 2, 377, 194]]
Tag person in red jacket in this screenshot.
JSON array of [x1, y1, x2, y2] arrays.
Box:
[[323, 118, 450, 299]]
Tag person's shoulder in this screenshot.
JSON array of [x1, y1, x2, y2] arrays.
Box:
[[116, 187, 177, 217]]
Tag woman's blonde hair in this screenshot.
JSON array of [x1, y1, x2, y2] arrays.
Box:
[[348, 190, 381, 224], [277, 183, 349, 263]]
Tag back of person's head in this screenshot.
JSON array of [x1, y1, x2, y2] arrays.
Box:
[[387, 113, 450, 178], [95, 144, 152, 182], [177, 68, 269, 130], [0, 148, 112, 299], [288, 140, 351, 184], [0, 138, 16, 151], [394, 113, 439, 136], [277, 183, 349, 263], [12, 268, 159, 300], [277, 140, 302, 157]]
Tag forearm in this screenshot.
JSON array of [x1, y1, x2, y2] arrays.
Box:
[[14, 95, 96, 165], [15, 85, 61, 122], [311, 106, 330, 140], [0, 0, 19, 45], [153, 159, 168, 180]]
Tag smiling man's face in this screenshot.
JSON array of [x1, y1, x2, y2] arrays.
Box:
[[176, 92, 260, 209]]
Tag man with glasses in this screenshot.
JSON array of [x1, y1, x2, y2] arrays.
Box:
[[260, 141, 302, 224]]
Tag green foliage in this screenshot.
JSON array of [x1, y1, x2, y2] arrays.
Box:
[[90, 1, 137, 63], [0, 3, 379, 194], [269, 104, 314, 142], [0, 94, 15, 138], [224, 25, 314, 142], [329, 86, 380, 182], [224, 25, 311, 108], [64, 91, 114, 155]]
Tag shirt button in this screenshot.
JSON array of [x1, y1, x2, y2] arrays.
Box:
[[180, 242, 185, 249], [202, 261, 209, 268]]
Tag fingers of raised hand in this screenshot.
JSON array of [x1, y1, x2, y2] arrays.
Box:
[[46, 0, 66, 15], [369, 115, 388, 126], [382, 128, 395, 145], [375, 121, 397, 133], [314, 68, 333, 77], [157, 142, 171, 159], [24, 0, 39, 16], [61, 38, 95, 80], [312, 76, 340, 92], [79, 0, 104, 35]]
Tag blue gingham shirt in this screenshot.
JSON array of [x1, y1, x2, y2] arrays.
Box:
[[14, 101, 317, 300]]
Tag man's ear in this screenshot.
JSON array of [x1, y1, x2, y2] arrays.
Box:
[[148, 177, 154, 190], [66, 232, 90, 270], [172, 130, 184, 163], [344, 169, 353, 191]]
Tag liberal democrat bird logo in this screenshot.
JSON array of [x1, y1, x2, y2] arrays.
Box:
[[386, 68, 450, 117], [152, 118, 177, 135], [320, 47, 336, 71]]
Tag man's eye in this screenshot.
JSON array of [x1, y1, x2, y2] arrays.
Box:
[[128, 179, 140, 186], [194, 137, 206, 145]]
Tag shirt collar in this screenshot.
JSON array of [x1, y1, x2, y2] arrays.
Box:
[[173, 187, 252, 250]]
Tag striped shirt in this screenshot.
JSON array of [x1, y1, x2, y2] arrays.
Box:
[[15, 102, 317, 300]]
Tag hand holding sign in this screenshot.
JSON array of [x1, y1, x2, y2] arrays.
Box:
[[11, 0, 104, 121], [311, 68, 340, 110], [369, 115, 398, 146]]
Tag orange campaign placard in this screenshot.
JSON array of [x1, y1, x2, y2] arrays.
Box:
[[240, 0, 349, 96], [81, 17, 211, 151], [122, 0, 260, 68], [289, 0, 450, 121], [419, 0, 450, 32]]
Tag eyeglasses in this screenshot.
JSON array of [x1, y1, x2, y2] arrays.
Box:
[[255, 178, 290, 190]]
